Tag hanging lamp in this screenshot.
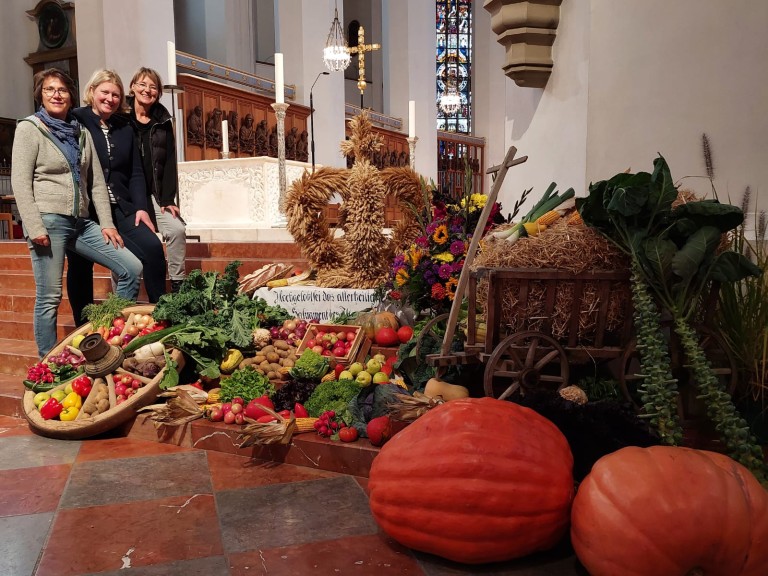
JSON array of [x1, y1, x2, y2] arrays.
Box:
[[323, 1, 351, 72]]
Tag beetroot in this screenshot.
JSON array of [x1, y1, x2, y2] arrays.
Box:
[[367, 415, 392, 447], [244, 395, 275, 419]]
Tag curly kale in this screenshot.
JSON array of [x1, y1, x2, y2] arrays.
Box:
[[289, 349, 330, 381], [304, 378, 362, 417]]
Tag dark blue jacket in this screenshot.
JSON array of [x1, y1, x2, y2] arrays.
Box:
[[72, 106, 148, 216]]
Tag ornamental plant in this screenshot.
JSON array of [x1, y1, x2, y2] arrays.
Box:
[[388, 170, 503, 316]]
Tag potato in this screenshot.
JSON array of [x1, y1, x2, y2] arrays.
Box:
[[259, 360, 271, 370], [273, 340, 290, 351], [265, 351, 280, 363], [97, 398, 110, 413], [266, 371, 276, 379], [281, 358, 294, 368], [260, 345, 275, 355], [254, 354, 266, 364]]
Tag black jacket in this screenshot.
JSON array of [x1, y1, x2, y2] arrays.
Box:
[[127, 96, 178, 210], [72, 106, 148, 216]]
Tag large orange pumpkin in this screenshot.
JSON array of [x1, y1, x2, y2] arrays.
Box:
[[571, 446, 768, 576], [368, 397, 574, 564]]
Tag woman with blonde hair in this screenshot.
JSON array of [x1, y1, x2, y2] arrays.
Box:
[[67, 69, 167, 325], [11, 68, 142, 356], [127, 67, 187, 292]]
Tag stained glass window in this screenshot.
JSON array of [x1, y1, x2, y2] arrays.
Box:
[[436, 0, 472, 133]]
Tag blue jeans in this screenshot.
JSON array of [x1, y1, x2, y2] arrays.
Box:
[[26, 214, 143, 357]]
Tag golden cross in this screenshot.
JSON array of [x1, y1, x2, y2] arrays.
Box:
[[348, 25, 380, 100]]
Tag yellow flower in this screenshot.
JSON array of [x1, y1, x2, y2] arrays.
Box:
[[432, 224, 449, 245], [395, 268, 409, 286], [407, 246, 423, 267], [434, 252, 454, 263]]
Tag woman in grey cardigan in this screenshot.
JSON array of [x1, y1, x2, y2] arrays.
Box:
[[11, 68, 142, 357]]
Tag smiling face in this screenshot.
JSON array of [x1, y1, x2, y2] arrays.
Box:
[[41, 77, 72, 120], [90, 81, 122, 120], [131, 75, 159, 108]]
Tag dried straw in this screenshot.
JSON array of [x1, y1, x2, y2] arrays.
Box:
[[137, 389, 204, 428], [386, 392, 445, 422], [237, 405, 296, 447]]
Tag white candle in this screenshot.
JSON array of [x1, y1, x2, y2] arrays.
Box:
[[221, 120, 229, 155], [408, 100, 416, 138], [275, 53, 284, 104], [167, 41, 177, 86]]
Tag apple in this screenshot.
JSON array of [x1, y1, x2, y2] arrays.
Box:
[[223, 411, 236, 425], [209, 408, 224, 422], [338, 370, 354, 380], [71, 334, 85, 349], [230, 403, 243, 415], [64, 382, 74, 395], [373, 353, 387, 365], [51, 390, 67, 403], [348, 362, 364, 376], [355, 370, 372, 385], [346, 331, 357, 342], [234, 413, 245, 425], [366, 359, 382, 375], [33, 392, 51, 407], [372, 371, 390, 384]]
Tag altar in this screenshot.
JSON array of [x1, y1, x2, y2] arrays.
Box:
[[253, 286, 377, 322], [177, 156, 313, 242]]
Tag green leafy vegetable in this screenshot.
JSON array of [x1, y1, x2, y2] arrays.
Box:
[[289, 349, 330, 381], [82, 293, 136, 328], [220, 366, 274, 403], [304, 378, 361, 417]]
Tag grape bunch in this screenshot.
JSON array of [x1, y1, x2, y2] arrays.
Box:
[[313, 410, 348, 438]]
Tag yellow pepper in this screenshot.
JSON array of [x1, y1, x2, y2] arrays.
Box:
[[220, 349, 244, 373], [59, 405, 79, 421], [62, 391, 83, 410]]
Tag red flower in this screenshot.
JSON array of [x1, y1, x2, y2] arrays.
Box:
[[431, 283, 447, 300]]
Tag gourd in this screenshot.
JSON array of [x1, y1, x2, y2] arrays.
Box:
[[373, 311, 399, 331], [423, 377, 469, 401], [571, 446, 768, 576], [368, 397, 574, 564]]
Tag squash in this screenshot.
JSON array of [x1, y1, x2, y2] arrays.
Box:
[[571, 446, 768, 576], [368, 397, 574, 564], [373, 311, 399, 331], [423, 377, 469, 401]]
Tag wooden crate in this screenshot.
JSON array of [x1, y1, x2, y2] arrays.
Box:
[[296, 324, 368, 364]]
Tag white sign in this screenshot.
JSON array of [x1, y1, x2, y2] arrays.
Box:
[[253, 286, 378, 322]]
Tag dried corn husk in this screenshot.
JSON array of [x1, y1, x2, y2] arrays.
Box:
[[138, 389, 204, 427], [386, 392, 444, 422], [237, 404, 296, 447]]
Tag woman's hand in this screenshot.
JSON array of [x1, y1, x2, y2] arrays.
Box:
[[134, 210, 156, 233], [102, 227, 125, 248], [32, 235, 50, 247], [160, 204, 181, 219]]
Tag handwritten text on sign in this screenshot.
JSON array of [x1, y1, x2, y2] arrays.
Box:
[[253, 287, 377, 321]]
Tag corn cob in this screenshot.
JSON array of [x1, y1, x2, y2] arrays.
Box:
[[522, 222, 546, 236], [295, 417, 319, 433], [320, 372, 337, 383], [567, 211, 583, 225], [535, 209, 561, 226], [206, 388, 222, 404]]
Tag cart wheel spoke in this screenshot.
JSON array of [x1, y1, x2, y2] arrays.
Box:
[[534, 350, 560, 371], [498, 382, 521, 401]]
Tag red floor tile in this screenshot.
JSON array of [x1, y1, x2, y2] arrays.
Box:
[[35, 494, 223, 576], [207, 450, 340, 491], [0, 464, 70, 516], [228, 533, 424, 576], [75, 436, 194, 462], [0, 414, 33, 437]]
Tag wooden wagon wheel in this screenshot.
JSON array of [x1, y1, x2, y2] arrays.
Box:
[[618, 324, 737, 414], [483, 331, 569, 400]]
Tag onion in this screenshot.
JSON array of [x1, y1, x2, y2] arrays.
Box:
[[284, 320, 297, 332], [295, 326, 306, 338], [270, 326, 281, 339]]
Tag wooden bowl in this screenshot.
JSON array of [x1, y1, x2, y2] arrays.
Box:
[[22, 305, 185, 440]]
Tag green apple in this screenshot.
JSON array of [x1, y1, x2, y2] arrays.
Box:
[[366, 359, 382, 375], [51, 390, 67, 403], [71, 334, 85, 349], [348, 362, 364, 376], [355, 370, 372, 386], [372, 372, 390, 384], [64, 382, 73, 395], [373, 353, 387, 365], [339, 370, 354, 380], [33, 392, 51, 407]]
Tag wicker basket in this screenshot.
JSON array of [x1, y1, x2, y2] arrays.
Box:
[[22, 305, 184, 440]]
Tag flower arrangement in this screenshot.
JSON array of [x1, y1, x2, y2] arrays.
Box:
[[388, 180, 504, 315]]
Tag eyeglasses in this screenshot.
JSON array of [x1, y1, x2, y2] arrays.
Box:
[[42, 87, 69, 97], [134, 82, 159, 93]]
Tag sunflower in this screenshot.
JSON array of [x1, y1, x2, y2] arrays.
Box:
[[445, 277, 459, 300], [432, 224, 449, 245], [394, 268, 409, 287]]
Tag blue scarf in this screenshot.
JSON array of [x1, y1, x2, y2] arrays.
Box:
[[35, 106, 82, 187]]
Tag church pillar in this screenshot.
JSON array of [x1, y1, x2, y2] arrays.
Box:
[[278, 0, 348, 169], [384, 0, 437, 180]]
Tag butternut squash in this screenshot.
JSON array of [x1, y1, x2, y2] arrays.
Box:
[[424, 378, 469, 401]]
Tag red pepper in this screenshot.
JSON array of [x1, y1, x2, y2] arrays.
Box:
[[39, 397, 63, 420], [71, 375, 92, 398], [294, 402, 309, 418]]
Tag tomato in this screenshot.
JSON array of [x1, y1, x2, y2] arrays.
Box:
[[339, 426, 359, 442]]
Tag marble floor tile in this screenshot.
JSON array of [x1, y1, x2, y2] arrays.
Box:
[[0, 463, 70, 517], [0, 512, 53, 576], [82, 555, 230, 576], [229, 533, 424, 576], [35, 494, 223, 576], [217, 475, 378, 553], [76, 436, 193, 462], [60, 450, 212, 508], [207, 449, 340, 491], [0, 414, 34, 437], [0, 435, 81, 470]]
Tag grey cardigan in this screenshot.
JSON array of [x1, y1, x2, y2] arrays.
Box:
[[11, 115, 114, 241]]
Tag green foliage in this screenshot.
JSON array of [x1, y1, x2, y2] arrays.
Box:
[[220, 366, 274, 404], [289, 349, 330, 381], [304, 378, 361, 417], [82, 293, 136, 328]]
